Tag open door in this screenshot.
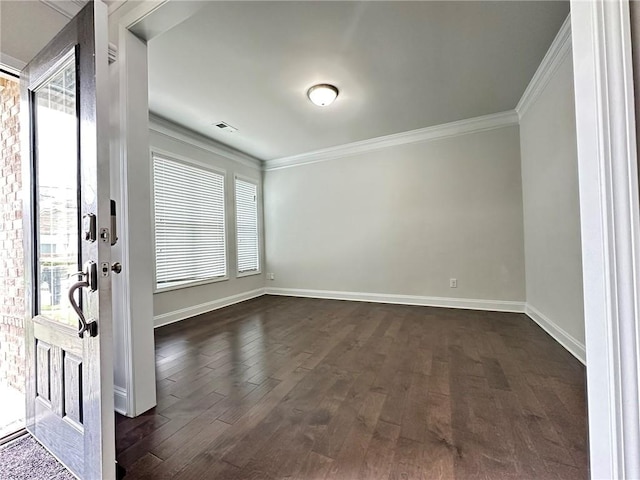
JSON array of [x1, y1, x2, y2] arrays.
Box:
[[20, 2, 115, 478]]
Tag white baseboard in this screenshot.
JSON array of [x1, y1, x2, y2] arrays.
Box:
[[153, 288, 266, 328], [525, 304, 586, 365], [150, 287, 584, 368], [114, 386, 128, 416], [264, 287, 525, 313]]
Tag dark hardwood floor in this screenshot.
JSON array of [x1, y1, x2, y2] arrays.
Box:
[[115, 295, 588, 479]]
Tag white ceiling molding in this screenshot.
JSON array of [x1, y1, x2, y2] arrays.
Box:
[[516, 14, 571, 119], [149, 114, 262, 171], [107, 0, 129, 17], [39, 0, 86, 19], [263, 110, 519, 171], [0, 53, 25, 75]]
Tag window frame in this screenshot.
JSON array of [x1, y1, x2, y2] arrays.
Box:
[[234, 174, 262, 278], [151, 149, 229, 293]]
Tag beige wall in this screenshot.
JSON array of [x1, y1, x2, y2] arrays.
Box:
[[519, 51, 585, 348], [264, 125, 526, 304], [149, 124, 265, 326]]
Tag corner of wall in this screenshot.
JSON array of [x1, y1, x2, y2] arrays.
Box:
[[516, 14, 572, 120], [153, 288, 266, 328], [525, 303, 585, 364]]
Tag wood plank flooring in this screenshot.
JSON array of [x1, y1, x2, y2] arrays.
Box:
[[115, 295, 588, 479]]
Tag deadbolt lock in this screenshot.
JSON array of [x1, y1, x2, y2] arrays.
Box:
[[83, 213, 96, 242]]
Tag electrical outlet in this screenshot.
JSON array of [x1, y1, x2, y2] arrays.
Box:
[[449, 278, 457, 288]]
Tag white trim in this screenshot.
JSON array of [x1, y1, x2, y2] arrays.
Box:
[[516, 14, 572, 119], [149, 114, 262, 171], [151, 147, 228, 177], [107, 0, 128, 17], [0, 54, 25, 75], [237, 270, 261, 278], [113, 386, 127, 416], [525, 304, 585, 365], [263, 110, 519, 171], [264, 287, 525, 313], [154, 275, 229, 294], [39, 0, 85, 20], [571, 0, 640, 477], [0, 70, 18, 82], [113, 26, 157, 417], [154, 288, 266, 328], [115, 27, 135, 418]]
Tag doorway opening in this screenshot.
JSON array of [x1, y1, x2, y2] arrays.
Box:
[[0, 73, 26, 441]]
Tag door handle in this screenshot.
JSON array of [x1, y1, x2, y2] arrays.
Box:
[[68, 262, 98, 338], [70, 261, 98, 291]]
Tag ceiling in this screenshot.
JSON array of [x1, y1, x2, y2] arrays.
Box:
[[147, 1, 569, 161], [0, 0, 128, 70], [0, 1, 570, 162], [0, 1, 77, 69]]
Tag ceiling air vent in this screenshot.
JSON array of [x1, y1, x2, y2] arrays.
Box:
[[213, 121, 238, 133]]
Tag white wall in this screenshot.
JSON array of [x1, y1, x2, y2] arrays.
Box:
[[264, 125, 526, 308], [149, 118, 265, 327], [519, 35, 585, 361]]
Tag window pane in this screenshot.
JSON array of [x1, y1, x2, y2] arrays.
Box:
[[35, 55, 79, 326], [153, 155, 226, 289], [235, 179, 259, 274]]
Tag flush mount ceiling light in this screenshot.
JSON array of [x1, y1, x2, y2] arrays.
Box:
[[307, 84, 339, 107]]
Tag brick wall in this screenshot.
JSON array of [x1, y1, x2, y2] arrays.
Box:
[[0, 76, 25, 393]]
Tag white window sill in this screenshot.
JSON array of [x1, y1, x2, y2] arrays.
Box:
[[237, 270, 262, 279], [154, 275, 229, 293]]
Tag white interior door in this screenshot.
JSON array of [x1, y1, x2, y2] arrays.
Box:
[[20, 2, 114, 478]]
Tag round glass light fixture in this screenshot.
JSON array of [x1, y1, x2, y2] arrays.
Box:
[[307, 84, 339, 107]]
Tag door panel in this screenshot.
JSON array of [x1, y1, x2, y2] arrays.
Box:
[[21, 2, 114, 478], [32, 319, 84, 475]]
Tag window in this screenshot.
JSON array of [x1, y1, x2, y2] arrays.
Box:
[[235, 177, 260, 275], [153, 154, 226, 290]]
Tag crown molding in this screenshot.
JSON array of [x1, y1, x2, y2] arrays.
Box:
[[516, 14, 572, 119], [148, 114, 262, 171], [106, 0, 128, 16], [39, 0, 86, 19], [0, 54, 25, 76], [264, 110, 519, 171]]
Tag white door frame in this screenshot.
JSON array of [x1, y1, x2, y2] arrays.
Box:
[[106, 0, 210, 417], [571, 0, 640, 478], [107, 0, 164, 418]]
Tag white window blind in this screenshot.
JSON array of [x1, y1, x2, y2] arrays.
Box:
[[235, 178, 259, 274], [153, 155, 226, 289]]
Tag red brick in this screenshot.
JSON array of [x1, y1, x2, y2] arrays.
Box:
[[0, 77, 24, 392]]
